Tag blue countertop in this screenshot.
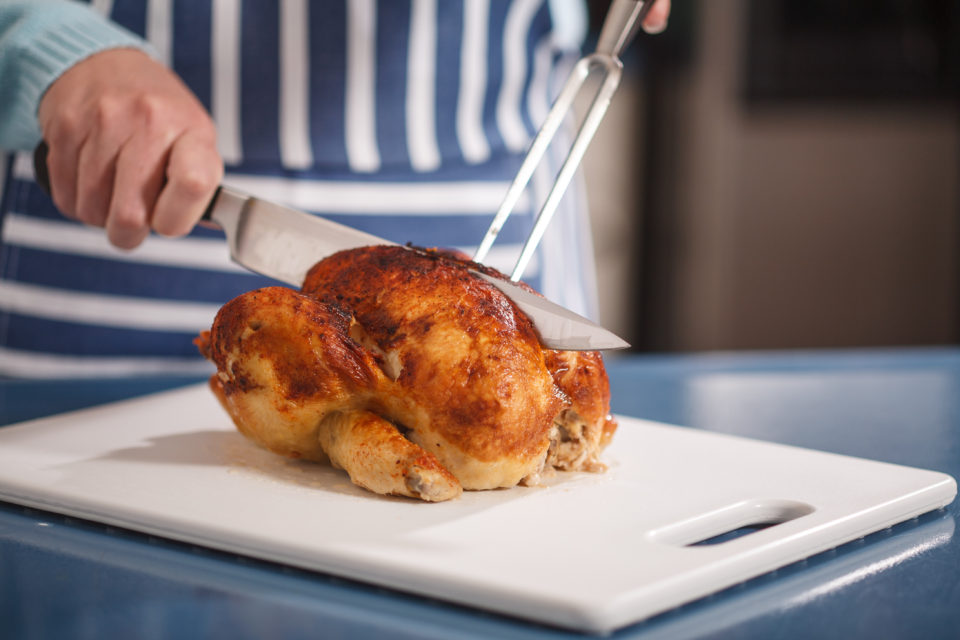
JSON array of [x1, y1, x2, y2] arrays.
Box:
[[2, 348, 958, 639]]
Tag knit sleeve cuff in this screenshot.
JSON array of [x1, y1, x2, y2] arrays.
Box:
[[0, 2, 153, 150]]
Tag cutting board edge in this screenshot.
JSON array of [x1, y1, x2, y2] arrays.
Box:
[[0, 469, 954, 634]]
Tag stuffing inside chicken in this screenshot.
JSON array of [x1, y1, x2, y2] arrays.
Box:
[[195, 245, 617, 502]]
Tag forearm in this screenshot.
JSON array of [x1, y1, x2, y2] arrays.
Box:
[[0, 0, 149, 150]]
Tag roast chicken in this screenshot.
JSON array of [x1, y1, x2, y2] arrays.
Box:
[[195, 245, 616, 502]]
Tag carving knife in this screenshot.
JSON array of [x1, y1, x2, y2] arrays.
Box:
[[33, 144, 629, 351]]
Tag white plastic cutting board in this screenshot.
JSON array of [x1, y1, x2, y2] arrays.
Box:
[[0, 384, 954, 633]]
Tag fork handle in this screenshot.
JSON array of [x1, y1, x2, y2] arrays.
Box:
[[596, 0, 656, 59]]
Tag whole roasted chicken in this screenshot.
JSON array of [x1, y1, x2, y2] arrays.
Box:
[[196, 245, 616, 502]]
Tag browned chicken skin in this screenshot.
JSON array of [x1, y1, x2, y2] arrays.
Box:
[[196, 245, 616, 501]]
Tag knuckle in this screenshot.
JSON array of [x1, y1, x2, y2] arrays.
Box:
[[46, 112, 82, 144], [133, 93, 165, 125], [153, 216, 192, 238], [177, 168, 217, 198], [109, 205, 146, 231], [133, 93, 184, 144], [195, 112, 218, 137], [93, 95, 123, 129]]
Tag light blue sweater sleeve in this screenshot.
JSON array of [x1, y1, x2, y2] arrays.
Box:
[[0, 0, 150, 151]]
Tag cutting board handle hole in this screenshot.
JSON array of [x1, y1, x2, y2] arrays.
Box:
[[686, 522, 776, 546], [647, 499, 815, 547]]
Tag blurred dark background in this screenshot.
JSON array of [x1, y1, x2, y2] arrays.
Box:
[[580, 0, 960, 351]]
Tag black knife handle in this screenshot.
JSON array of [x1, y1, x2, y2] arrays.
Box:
[[33, 141, 52, 196], [33, 140, 222, 222], [201, 185, 222, 222]]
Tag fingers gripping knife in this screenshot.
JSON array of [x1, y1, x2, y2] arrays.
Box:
[[474, 0, 657, 280]]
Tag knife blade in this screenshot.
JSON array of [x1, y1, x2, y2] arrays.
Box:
[[31, 142, 629, 351], [202, 186, 630, 351]]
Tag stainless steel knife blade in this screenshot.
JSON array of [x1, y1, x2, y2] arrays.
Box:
[[208, 186, 632, 351], [472, 272, 630, 351], [203, 186, 392, 287]]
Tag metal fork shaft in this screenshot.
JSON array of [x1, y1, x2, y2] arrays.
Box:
[[473, 0, 656, 281], [509, 56, 623, 281], [471, 57, 592, 265]]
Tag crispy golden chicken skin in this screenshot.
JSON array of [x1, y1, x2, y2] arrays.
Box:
[[196, 245, 616, 501]]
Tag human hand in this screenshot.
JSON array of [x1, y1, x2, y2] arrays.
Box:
[[37, 48, 222, 249], [642, 0, 670, 34]]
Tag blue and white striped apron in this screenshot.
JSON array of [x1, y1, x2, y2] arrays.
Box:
[[0, 0, 598, 378]]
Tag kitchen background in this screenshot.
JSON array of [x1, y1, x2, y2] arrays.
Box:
[[578, 0, 959, 351]]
